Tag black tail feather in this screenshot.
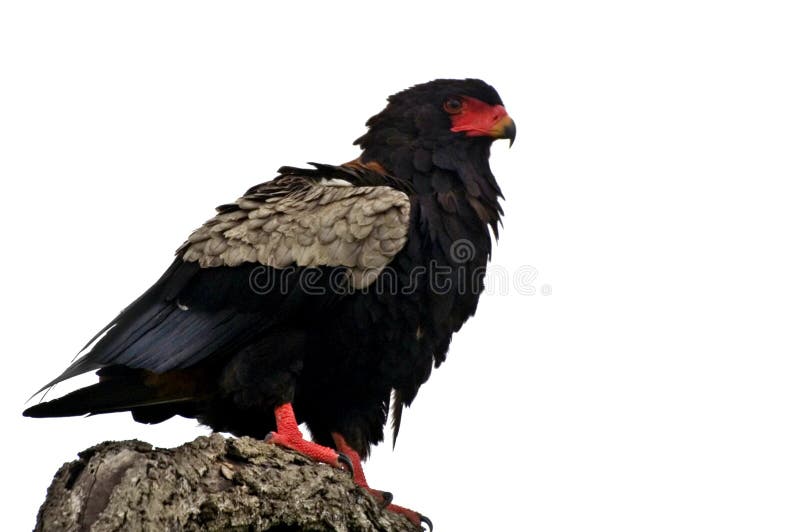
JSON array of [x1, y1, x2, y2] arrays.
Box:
[[23, 379, 192, 419]]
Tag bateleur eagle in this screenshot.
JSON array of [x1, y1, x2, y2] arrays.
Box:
[[24, 78, 516, 528]]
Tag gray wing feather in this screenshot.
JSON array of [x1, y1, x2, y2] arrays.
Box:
[[181, 177, 411, 288]]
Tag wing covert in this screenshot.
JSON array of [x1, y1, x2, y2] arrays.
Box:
[[180, 176, 410, 288]]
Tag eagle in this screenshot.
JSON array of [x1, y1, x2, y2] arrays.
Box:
[[24, 78, 515, 529]]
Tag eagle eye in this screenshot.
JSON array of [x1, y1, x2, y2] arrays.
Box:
[[443, 98, 463, 114]]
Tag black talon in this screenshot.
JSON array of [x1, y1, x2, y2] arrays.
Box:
[[337, 451, 354, 476], [419, 514, 433, 532], [380, 490, 393, 508]]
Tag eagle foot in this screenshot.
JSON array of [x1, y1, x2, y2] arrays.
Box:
[[266, 431, 352, 473], [267, 403, 352, 473], [386, 504, 433, 531], [331, 432, 432, 531]]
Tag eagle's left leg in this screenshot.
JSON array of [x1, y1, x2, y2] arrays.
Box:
[[331, 432, 432, 531]]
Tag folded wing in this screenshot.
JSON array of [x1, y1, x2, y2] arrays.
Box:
[[37, 172, 410, 392]]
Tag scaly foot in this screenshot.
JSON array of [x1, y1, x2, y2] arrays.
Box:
[[332, 432, 432, 531], [266, 403, 352, 472]]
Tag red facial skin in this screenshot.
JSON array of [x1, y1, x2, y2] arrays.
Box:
[[448, 95, 511, 137]]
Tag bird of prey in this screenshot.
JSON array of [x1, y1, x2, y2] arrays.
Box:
[[24, 78, 515, 529]]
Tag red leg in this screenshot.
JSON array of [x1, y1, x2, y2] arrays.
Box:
[[331, 433, 368, 485], [266, 403, 347, 471], [332, 432, 432, 531]]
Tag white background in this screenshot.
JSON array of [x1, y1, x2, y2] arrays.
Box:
[[1, 1, 799, 530]]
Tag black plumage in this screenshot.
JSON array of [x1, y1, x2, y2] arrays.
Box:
[[24, 78, 515, 461]]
